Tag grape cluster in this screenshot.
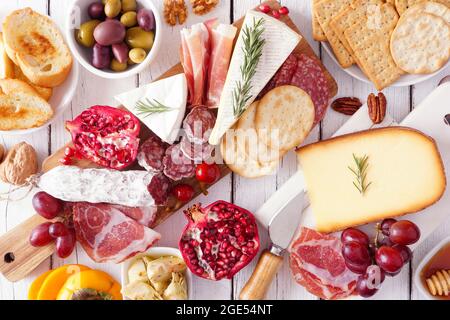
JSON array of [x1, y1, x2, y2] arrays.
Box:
[[341, 219, 420, 298], [29, 192, 76, 259]]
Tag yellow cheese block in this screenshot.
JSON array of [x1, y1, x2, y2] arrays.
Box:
[[296, 127, 446, 233]]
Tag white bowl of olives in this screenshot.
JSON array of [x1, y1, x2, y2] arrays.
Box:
[[66, 0, 162, 79], [121, 247, 193, 300]]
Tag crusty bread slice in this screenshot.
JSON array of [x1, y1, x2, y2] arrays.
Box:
[[2, 8, 72, 87], [297, 127, 446, 233], [0, 33, 52, 101], [255, 86, 315, 153], [0, 79, 53, 130]]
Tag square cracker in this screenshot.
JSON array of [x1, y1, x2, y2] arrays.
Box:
[[314, 0, 355, 68], [312, 0, 327, 41], [344, 3, 404, 90], [395, 0, 450, 15]]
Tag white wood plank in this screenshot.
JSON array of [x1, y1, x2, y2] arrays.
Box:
[[0, 0, 51, 301]]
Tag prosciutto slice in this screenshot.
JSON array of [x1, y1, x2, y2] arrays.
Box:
[[73, 202, 161, 263], [289, 227, 358, 300], [107, 204, 158, 227], [205, 19, 237, 107], [180, 23, 210, 106]]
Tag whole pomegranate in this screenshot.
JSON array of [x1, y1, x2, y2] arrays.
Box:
[[179, 201, 260, 281], [66, 106, 140, 170]]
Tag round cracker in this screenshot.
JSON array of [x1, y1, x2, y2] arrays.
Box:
[[255, 85, 315, 153], [391, 12, 450, 74], [400, 1, 450, 24]]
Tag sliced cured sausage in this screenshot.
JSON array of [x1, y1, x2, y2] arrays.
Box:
[[180, 136, 215, 163], [183, 106, 216, 144], [289, 227, 358, 300], [162, 144, 196, 181], [291, 54, 330, 124], [147, 173, 171, 206], [137, 133, 169, 173]]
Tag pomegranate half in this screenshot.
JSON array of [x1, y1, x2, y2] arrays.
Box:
[[179, 201, 260, 280], [66, 106, 140, 170]]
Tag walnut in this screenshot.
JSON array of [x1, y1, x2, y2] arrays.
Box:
[[0, 142, 38, 185], [164, 0, 188, 26], [191, 0, 219, 15]]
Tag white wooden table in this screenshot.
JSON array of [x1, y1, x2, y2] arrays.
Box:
[[0, 0, 449, 300]]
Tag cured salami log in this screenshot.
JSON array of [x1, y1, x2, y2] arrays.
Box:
[[183, 106, 216, 144], [137, 133, 168, 173], [73, 202, 161, 263], [162, 144, 196, 181], [289, 227, 357, 300]]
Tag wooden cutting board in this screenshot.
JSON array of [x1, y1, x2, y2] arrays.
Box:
[[0, 0, 337, 282]]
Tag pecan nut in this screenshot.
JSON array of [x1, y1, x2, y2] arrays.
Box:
[[331, 97, 362, 115], [164, 0, 188, 26], [367, 92, 387, 124]]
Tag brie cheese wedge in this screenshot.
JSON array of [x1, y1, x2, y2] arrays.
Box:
[[208, 10, 302, 145], [115, 74, 187, 144]]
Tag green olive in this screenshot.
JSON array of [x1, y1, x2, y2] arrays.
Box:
[[110, 58, 128, 71], [120, 11, 137, 27], [121, 0, 137, 12], [129, 48, 147, 63], [105, 0, 121, 18], [76, 19, 101, 47], [125, 27, 154, 50]]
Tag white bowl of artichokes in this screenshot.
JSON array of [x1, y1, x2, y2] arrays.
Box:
[[121, 247, 192, 300]]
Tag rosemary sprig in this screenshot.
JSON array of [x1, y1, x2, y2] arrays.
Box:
[[135, 98, 173, 118], [348, 153, 372, 195], [232, 17, 266, 118]]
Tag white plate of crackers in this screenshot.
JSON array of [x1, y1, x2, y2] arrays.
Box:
[[312, 0, 450, 90]]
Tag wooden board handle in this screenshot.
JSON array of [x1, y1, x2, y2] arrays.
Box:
[[0, 215, 54, 282], [239, 249, 283, 300]]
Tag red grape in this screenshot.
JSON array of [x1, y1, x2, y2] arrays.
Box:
[[356, 274, 379, 298], [380, 218, 397, 236], [345, 259, 370, 274], [49, 222, 69, 238], [379, 236, 394, 247], [375, 246, 404, 273], [385, 270, 401, 277], [32, 192, 64, 219], [29, 222, 53, 247], [56, 229, 76, 259], [392, 244, 412, 264], [342, 241, 371, 265], [389, 220, 420, 245], [341, 228, 369, 247]]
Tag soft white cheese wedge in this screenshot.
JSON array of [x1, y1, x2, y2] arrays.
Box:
[[208, 10, 302, 145], [115, 74, 187, 144]]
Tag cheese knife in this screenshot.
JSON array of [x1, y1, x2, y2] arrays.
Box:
[[239, 184, 305, 300]]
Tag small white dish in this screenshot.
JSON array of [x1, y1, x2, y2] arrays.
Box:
[[121, 247, 193, 300], [66, 0, 162, 79], [322, 42, 450, 87], [414, 236, 450, 300]]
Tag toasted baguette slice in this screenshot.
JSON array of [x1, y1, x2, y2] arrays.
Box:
[[2, 8, 72, 87], [297, 127, 446, 233], [0, 79, 53, 130], [0, 33, 52, 101], [255, 86, 315, 153]]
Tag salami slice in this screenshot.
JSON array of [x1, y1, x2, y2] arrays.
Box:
[[289, 227, 357, 300], [258, 54, 298, 98], [180, 136, 215, 163], [162, 143, 196, 181], [291, 54, 330, 124], [147, 173, 171, 205], [183, 106, 216, 144], [137, 133, 168, 173]]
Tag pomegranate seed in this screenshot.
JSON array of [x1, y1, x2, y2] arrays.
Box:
[[64, 147, 75, 157], [272, 9, 281, 19], [60, 156, 72, 165], [258, 4, 271, 13], [279, 6, 290, 15]]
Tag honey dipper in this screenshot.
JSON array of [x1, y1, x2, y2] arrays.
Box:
[[426, 270, 450, 297]]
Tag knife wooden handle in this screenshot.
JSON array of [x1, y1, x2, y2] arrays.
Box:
[[239, 249, 283, 300]]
